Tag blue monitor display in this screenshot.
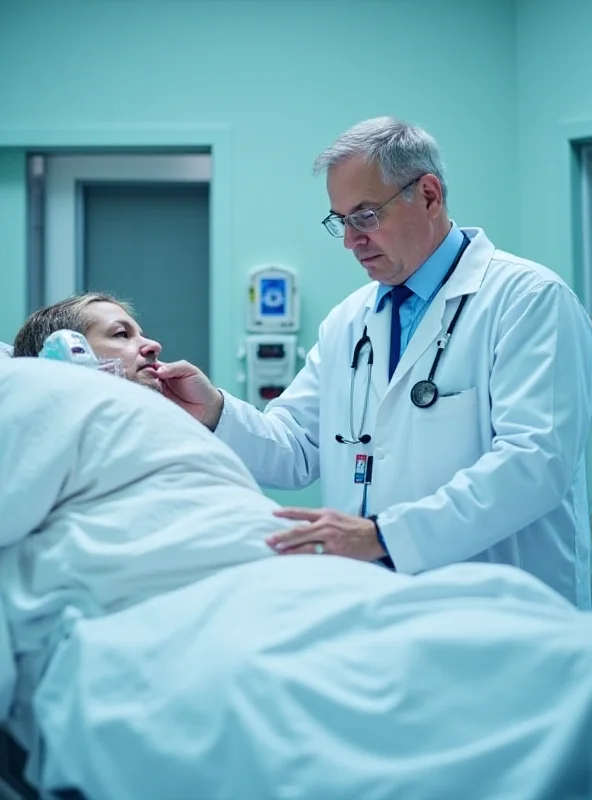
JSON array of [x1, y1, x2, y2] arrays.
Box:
[[259, 278, 287, 317]]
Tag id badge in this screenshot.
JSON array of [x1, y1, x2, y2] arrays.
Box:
[[354, 454, 367, 484]]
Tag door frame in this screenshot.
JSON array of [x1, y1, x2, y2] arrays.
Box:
[[43, 153, 211, 302], [0, 125, 233, 386]]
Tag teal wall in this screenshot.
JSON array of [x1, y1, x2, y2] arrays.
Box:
[[0, 151, 26, 340], [0, 0, 519, 506], [516, 0, 592, 285], [0, 0, 518, 346], [515, 0, 592, 508]]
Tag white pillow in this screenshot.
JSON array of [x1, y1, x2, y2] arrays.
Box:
[[0, 342, 13, 358]]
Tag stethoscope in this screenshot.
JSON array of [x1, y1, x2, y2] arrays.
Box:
[[335, 329, 374, 445], [335, 234, 471, 446]]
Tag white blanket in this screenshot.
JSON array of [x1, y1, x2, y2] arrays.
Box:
[[0, 358, 287, 745], [0, 359, 590, 799], [35, 557, 592, 800]]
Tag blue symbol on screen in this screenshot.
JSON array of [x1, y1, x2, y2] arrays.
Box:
[[260, 278, 286, 316]]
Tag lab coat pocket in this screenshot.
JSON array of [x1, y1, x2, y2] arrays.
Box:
[[427, 387, 478, 416], [413, 387, 480, 494]]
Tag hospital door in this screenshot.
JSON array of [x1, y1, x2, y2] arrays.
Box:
[[83, 182, 210, 371]]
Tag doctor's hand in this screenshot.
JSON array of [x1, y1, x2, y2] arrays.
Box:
[[153, 360, 224, 431], [266, 507, 386, 562]]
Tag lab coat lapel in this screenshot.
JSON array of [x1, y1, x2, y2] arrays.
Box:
[[361, 227, 494, 401], [387, 228, 492, 393], [361, 284, 449, 402], [362, 297, 390, 401], [390, 290, 448, 390]]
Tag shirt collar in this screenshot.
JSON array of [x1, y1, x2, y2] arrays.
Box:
[[374, 222, 465, 312]]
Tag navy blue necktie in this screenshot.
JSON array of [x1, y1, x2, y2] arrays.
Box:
[[376, 285, 412, 572], [388, 285, 413, 381]]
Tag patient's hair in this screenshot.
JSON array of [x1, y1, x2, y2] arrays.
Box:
[[13, 293, 134, 357]]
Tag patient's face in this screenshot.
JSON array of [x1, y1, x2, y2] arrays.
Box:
[[84, 302, 163, 391]]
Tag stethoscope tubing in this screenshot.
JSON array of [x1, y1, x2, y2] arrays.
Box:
[[337, 234, 471, 440]]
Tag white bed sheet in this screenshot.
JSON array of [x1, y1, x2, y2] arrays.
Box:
[[0, 599, 15, 723], [1, 359, 590, 799], [34, 557, 592, 800], [0, 358, 291, 747]]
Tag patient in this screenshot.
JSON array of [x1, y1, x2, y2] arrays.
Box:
[[0, 358, 591, 800], [13, 292, 163, 392]]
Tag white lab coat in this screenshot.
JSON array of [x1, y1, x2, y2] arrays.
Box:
[[217, 228, 592, 607]]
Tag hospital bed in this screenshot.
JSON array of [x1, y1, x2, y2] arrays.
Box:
[[0, 730, 87, 800], [0, 597, 36, 800], [0, 387, 30, 800], [0, 621, 82, 799], [0, 730, 36, 800], [0, 558, 589, 800], [0, 351, 591, 799], [0, 348, 27, 798]]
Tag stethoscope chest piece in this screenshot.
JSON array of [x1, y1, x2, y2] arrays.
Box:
[[410, 379, 438, 408]]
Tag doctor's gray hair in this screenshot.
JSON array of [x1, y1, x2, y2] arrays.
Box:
[[313, 116, 448, 204]]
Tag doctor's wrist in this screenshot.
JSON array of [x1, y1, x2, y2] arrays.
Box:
[[204, 390, 225, 432], [368, 514, 388, 557]]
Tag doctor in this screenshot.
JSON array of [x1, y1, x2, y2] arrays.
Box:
[[156, 116, 592, 608]]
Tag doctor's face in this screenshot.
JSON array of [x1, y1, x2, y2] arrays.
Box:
[[326, 156, 444, 286], [83, 301, 163, 391]]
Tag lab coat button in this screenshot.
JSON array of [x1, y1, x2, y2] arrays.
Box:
[[374, 448, 384, 460]]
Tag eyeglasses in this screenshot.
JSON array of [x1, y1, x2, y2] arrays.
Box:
[[321, 176, 423, 238]]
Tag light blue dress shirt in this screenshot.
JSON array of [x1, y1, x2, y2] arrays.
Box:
[[374, 223, 465, 356]]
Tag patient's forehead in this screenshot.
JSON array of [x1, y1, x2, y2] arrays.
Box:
[[84, 301, 138, 331]]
